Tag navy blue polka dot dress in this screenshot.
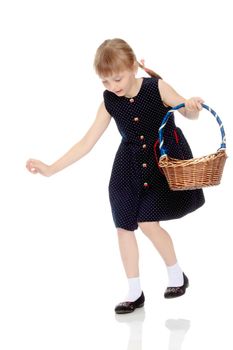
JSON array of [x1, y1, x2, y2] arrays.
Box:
[[104, 77, 205, 231]]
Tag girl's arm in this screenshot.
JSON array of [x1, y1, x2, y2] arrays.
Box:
[[158, 79, 204, 119], [26, 102, 111, 176]]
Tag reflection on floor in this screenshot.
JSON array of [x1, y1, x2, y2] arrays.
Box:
[[115, 308, 190, 350]]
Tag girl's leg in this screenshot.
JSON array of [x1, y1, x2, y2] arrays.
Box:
[[117, 228, 142, 301], [138, 221, 184, 287], [117, 228, 139, 278], [138, 221, 177, 265]]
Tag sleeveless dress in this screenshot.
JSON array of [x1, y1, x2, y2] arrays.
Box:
[[103, 77, 205, 231]]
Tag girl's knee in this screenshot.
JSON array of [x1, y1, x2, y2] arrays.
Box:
[[138, 221, 160, 233], [117, 228, 135, 236]]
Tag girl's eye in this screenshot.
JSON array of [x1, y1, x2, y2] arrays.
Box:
[[115, 78, 121, 82]]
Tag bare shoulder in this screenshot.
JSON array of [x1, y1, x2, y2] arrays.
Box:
[[90, 101, 112, 132], [97, 101, 111, 119], [158, 79, 180, 102], [158, 79, 171, 107], [81, 101, 111, 148], [158, 79, 171, 96], [158, 79, 185, 106]]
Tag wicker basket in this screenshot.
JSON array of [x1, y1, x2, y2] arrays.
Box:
[[158, 103, 227, 191]]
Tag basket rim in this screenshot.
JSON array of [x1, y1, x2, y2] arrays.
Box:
[[159, 149, 227, 168]]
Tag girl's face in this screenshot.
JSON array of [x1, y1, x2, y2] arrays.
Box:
[[100, 69, 136, 97]]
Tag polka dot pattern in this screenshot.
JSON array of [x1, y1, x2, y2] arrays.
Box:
[[104, 77, 205, 231]]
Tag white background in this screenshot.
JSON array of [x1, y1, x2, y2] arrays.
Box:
[[0, 0, 232, 349]]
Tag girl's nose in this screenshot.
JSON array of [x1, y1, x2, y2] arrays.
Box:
[[111, 83, 119, 93]]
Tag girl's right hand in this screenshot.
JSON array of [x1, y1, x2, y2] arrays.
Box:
[[26, 159, 53, 177]]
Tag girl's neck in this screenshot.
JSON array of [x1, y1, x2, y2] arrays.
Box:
[[125, 78, 143, 98]]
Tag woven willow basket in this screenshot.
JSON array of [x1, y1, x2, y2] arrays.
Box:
[[158, 103, 227, 191]]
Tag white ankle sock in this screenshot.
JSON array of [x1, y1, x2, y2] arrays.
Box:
[[125, 277, 142, 302], [167, 262, 184, 287]]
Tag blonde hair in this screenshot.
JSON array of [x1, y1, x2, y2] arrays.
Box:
[[94, 38, 161, 79]]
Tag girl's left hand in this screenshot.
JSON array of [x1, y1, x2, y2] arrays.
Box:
[[185, 97, 205, 112]]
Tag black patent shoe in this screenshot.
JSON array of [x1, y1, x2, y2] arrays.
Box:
[[115, 292, 145, 314], [164, 273, 189, 299]]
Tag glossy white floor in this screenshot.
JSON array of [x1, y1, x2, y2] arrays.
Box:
[[1, 1, 232, 349]]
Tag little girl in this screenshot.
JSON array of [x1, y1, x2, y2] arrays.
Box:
[[26, 38, 205, 314]]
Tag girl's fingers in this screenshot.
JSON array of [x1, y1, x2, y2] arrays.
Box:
[[186, 97, 205, 111], [26, 160, 32, 171], [29, 165, 37, 174], [196, 97, 204, 110], [26, 159, 50, 176], [26, 159, 38, 173], [186, 101, 196, 111]]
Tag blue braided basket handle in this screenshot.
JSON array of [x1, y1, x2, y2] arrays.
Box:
[[158, 103, 227, 157]]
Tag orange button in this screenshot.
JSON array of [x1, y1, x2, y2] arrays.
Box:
[[143, 182, 149, 188], [133, 117, 139, 122], [140, 135, 144, 140], [129, 98, 134, 103], [142, 163, 148, 168], [142, 144, 147, 149]]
